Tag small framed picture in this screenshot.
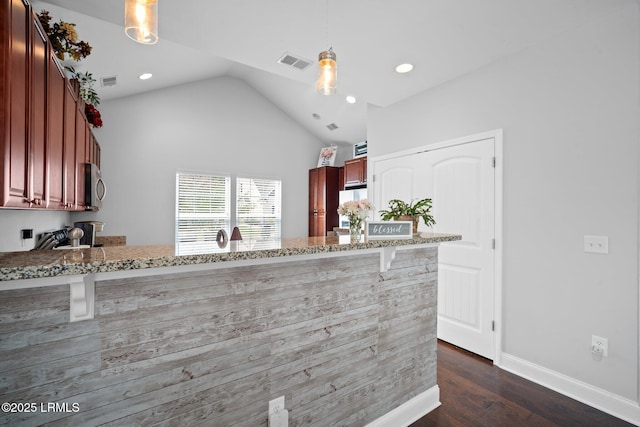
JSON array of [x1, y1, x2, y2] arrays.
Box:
[[317, 146, 337, 167]]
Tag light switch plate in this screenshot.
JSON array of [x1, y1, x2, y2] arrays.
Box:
[[584, 235, 608, 254]]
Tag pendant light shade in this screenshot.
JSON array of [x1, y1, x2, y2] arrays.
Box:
[[317, 48, 337, 95], [125, 0, 158, 44]]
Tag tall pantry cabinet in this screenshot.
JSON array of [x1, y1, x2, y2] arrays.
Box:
[[308, 166, 339, 237]]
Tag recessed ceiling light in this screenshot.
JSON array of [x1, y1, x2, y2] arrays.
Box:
[[345, 95, 357, 104], [395, 63, 414, 74], [138, 73, 153, 80]]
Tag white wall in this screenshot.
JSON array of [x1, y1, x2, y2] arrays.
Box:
[[0, 210, 70, 252], [69, 76, 325, 245], [368, 0, 639, 410]]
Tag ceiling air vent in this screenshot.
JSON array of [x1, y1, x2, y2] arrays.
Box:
[[100, 76, 117, 87], [277, 53, 312, 71], [326, 123, 338, 131]]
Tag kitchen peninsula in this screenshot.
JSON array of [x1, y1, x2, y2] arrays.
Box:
[[0, 233, 459, 426]]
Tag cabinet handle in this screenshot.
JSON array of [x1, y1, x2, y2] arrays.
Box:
[[26, 198, 43, 206]]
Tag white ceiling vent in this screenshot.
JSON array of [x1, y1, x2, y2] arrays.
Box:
[[326, 123, 338, 131], [100, 76, 117, 87], [277, 53, 313, 71]]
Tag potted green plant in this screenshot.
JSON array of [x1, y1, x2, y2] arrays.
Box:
[[379, 198, 436, 234]]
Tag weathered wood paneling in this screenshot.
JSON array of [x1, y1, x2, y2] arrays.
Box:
[[0, 248, 438, 426]]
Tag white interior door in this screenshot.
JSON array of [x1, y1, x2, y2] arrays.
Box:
[[373, 138, 496, 360], [426, 139, 495, 360], [374, 156, 417, 212]]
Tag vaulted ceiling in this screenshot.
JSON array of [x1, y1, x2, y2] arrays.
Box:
[[32, 0, 616, 146]]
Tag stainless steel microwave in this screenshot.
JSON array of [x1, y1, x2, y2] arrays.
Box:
[[84, 163, 106, 211]]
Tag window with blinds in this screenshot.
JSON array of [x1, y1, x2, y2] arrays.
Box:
[[175, 173, 282, 254], [236, 177, 282, 240], [175, 173, 230, 255]]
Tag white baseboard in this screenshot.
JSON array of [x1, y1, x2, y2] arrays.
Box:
[[366, 385, 441, 427], [499, 353, 640, 426]]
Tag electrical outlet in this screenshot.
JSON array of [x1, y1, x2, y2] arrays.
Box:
[[269, 396, 285, 415], [584, 236, 608, 254], [21, 229, 33, 239], [591, 335, 608, 357]]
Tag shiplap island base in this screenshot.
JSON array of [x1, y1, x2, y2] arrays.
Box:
[[0, 233, 460, 426]]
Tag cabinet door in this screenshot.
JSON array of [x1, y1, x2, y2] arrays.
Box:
[[362, 157, 367, 184], [344, 158, 363, 187], [323, 167, 339, 233], [1, 0, 30, 207], [75, 105, 87, 209], [308, 166, 339, 236], [93, 139, 100, 168], [308, 168, 318, 236], [29, 14, 48, 207], [62, 81, 76, 209], [309, 168, 328, 236], [85, 125, 91, 163], [47, 51, 65, 209], [314, 211, 327, 237]]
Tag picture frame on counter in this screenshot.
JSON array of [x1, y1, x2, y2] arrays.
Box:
[[366, 221, 413, 239], [317, 146, 338, 167]]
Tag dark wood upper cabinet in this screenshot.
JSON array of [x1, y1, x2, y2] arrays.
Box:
[[1, 0, 102, 211], [47, 48, 65, 208], [0, 0, 30, 208], [343, 156, 367, 189], [29, 14, 47, 207], [62, 80, 76, 209], [74, 103, 87, 209]]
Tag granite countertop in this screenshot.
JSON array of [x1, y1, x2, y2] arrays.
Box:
[[0, 233, 460, 282]]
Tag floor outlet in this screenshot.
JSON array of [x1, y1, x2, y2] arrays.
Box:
[[268, 396, 285, 415], [268, 396, 288, 427], [591, 335, 608, 357]]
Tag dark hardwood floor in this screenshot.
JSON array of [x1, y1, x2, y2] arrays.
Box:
[[411, 340, 635, 427]]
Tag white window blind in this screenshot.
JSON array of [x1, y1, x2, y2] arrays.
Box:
[[175, 173, 230, 255], [236, 177, 282, 240]]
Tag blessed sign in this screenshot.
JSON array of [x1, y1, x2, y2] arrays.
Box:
[[366, 221, 413, 240]]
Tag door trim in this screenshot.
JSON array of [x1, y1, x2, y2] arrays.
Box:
[[369, 129, 504, 365]]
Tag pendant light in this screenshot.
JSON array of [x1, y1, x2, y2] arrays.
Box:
[[317, 0, 336, 95], [317, 48, 337, 95], [125, 0, 159, 45]]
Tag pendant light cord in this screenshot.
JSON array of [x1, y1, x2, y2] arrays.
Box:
[[325, 0, 329, 48]]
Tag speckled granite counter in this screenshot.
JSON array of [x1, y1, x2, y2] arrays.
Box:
[[0, 233, 460, 281]]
